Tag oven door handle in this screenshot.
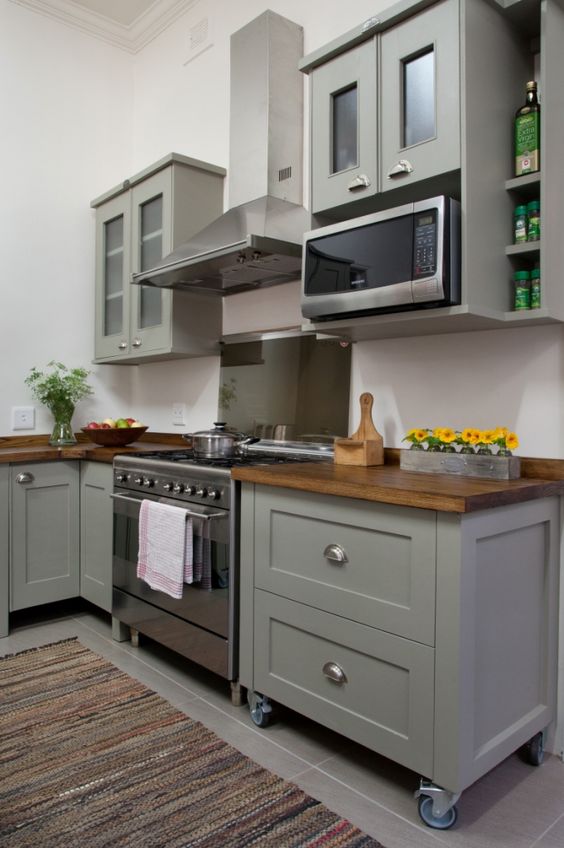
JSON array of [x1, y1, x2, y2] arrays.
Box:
[[110, 492, 227, 521]]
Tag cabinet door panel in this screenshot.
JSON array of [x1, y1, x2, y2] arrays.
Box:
[[254, 591, 434, 775], [0, 466, 8, 636], [10, 463, 79, 611], [380, 0, 460, 192], [130, 169, 173, 353], [94, 194, 131, 359], [311, 38, 377, 214], [80, 462, 113, 612]]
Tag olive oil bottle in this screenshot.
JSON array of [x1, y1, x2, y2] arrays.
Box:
[[514, 80, 540, 176]]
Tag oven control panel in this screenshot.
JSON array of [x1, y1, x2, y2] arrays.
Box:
[[114, 467, 229, 508]]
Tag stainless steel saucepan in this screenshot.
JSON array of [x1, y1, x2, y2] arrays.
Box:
[[183, 422, 259, 458]]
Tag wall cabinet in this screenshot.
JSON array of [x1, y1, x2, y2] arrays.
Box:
[[10, 462, 80, 611], [92, 153, 225, 364], [80, 461, 113, 613], [239, 484, 559, 822], [300, 0, 564, 341], [304, 0, 459, 216]]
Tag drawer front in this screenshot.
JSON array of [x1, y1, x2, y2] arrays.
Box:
[[254, 487, 436, 645], [254, 591, 434, 775]]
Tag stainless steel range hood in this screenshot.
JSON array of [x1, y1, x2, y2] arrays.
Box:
[[132, 10, 310, 296]]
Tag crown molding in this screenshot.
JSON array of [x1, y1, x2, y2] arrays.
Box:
[[9, 0, 200, 53]]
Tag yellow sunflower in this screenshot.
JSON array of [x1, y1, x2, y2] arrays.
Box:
[[440, 427, 456, 444], [506, 432, 519, 450]]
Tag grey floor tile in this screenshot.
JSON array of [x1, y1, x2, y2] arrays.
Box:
[[293, 767, 448, 848], [533, 813, 564, 848]]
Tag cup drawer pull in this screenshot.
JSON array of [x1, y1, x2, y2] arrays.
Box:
[[322, 661, 347, 685], [16, 472, 34, 484], [323, 543, 348, 565]]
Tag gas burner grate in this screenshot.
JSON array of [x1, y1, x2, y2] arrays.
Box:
[[129, 450, 313, 468]]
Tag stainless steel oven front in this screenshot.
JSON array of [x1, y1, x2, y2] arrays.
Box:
[[111, 462, 238, 690]]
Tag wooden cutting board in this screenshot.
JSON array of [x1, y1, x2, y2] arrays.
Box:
[[334, 392, 384, 466]]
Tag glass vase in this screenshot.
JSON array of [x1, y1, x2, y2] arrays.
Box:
[[49, 404, 76, 446]]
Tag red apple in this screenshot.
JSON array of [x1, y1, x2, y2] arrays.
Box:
[[100, 423, 111, 429], [85, 421, 100, 429], [125, 417, 136, 425]]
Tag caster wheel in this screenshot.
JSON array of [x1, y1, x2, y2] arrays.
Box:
[[418, 796, 458, 830], [250, 703, 271, 728], [524, 732, 544, 766]]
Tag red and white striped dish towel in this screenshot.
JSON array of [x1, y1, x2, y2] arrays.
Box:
[[137, 500, 193, 599]]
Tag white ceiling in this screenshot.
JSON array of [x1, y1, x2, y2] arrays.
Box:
[[10, 0, 198, 52]]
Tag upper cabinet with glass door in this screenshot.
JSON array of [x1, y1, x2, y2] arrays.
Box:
[[301, 0, 460, 216], [92, 153, 226, 364]]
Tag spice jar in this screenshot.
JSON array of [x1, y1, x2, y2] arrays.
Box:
[[530, 267, 541, 309], [513, 270, 530, 310], [514, 205, 528, 243], [527, 200, 540, 241]]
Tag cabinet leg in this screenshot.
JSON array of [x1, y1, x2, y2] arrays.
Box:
[[112, 616, 130, 642], [230, 681, 245, 707], [130, 627, 140, 648]]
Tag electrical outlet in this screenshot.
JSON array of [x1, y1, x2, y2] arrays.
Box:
[[172, 402, 186, 426], [12, 406, 35, 430]]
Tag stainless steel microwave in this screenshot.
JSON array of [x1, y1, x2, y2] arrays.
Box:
[[301, 196, 460, 321]]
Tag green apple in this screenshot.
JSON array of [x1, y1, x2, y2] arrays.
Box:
[[115, 418, 129, 428]]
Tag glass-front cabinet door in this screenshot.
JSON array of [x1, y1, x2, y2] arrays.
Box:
[[380, 0, 460, 193], [130, 169, 173, 354], [310, 38, 377, 214], [94, 193, 131, 360]]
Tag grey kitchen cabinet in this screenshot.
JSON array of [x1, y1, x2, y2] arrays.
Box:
[[0, 466, 8, 637], [10, 462, 80, 611], [303, 0, 459, 216], [300, 0, 564, 340], [80, 461, 113, 613], [92, 153, 225, 364], [239, 484, 559, 823]]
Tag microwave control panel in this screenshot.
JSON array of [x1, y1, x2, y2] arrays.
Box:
[[413, 211, 437, 278]]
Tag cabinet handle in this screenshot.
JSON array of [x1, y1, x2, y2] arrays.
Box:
[[132, 338, 142, 348], [347, 174, 371, 191], [387, 159, 414, 179], [322, 661, 347, 685], [15, 472, 34, 484], [118, 341, 128, 350], [323, 543, 348, 565]]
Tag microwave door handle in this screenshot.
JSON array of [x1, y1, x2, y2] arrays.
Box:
[[109, 493, 226, 521], [387, 159, 414, 179]]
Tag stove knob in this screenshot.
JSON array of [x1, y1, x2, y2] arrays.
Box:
[[196, 487, 208, 498], [186, 485, 197, 496], [116, 473, 128, 483], [134, 476, 143, 485], [162, 482, 174, 492], [143, 477, 154, 488], [173, 482, 185, 494], [207, 488, 221, 500]]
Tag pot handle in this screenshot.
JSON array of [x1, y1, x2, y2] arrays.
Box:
[[237, 436, 260, 447]]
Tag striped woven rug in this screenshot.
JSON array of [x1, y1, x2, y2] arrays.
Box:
[[0, 639, 384, 848]]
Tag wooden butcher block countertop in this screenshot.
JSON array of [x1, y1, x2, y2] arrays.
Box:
[[232, 452, 564, 513], [0, 433, 187, 464]]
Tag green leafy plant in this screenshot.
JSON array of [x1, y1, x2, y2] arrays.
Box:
[[25, 361, 93, 415]]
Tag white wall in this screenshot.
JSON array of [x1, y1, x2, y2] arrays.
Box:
[[2, 0, 564, 457]]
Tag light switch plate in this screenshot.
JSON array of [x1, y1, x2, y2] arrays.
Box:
[[12, 406, 35, 430], [172, 403, 186, 426]]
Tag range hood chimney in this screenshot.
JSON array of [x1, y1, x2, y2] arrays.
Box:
[[133, 10, 311, 295]]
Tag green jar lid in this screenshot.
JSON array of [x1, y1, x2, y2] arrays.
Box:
[[530, 267, 541, 279], [514, 270, 530, 280], [514, 205, 528, 215], [527, 200, 540, 211]]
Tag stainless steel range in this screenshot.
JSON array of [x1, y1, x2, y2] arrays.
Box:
[[111, 442, 332, 703]]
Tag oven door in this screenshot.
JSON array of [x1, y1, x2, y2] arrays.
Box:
[[111, 489, 230, 639]]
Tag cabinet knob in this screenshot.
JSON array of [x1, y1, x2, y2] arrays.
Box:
[[323, 543, 348, 565], [15, 472, 34, 484], [347, 174, 371, 192], [387, 159, 414, 179], [132, 338, 142, 348], [322, 661, 347, 685], [118, 341, 128, 350]]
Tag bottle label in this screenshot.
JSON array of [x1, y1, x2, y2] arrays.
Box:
[[528, 214, 540, 241], [515, 114, 539, 175], [530, 279, 541, 308], [514, 284, 530, 310], [514, 217, 527, 243]]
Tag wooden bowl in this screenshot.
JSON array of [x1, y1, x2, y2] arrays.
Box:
[[81, 426, 148, 447]]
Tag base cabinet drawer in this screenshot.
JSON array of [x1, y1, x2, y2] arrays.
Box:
[[254, 590, 434, 775], [254, 487, 436, 645]]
